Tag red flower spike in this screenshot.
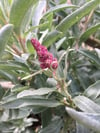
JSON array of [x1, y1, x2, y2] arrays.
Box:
[[37, 45, 47, 52], [31, 38, 41, 51], [40, 63, 48, 69], [45, 59, 52, 68], [51, 58, 58, 69], [31, 38, 58, 70]]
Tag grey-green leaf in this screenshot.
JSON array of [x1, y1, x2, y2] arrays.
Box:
[[56, 0, 99, 33], [43, 30, 63, 47], [17, 87, 56, 98], [0, 109, 29, 121], [73, 96, 100, 113], [32, 0, 46, 33], [80, 23, 100, 43], [43, 3, 77, 17], [76, 122, 93, 133], [0, 70, 18, 83], [10, 0, 37, 35], [2, 97, 61, 109], [0, 61, 29, 72], [78, 49, 100, 66], [0, 24, 13, 56], [66, 107, 100, 132], [84, 80, 100, 100]]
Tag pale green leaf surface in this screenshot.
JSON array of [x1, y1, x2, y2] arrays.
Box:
[[43, 3, 77, 17], [2, 97, 62, 109], [0, 109, 29, 121], [73, 96, 100, 113], [0, 1, 8, 21], [32, 0, 46, 33], [11, 85, 29, 93], [84, 80, 100, 100], [17, 87, 56, 98], [10, 0, 37, 34], [56, 0, 99, 33], [66, 107, 100, 132], [0, 70, 18, 83], [80, 23, 100, 43], [0, 61, 29, 72], [0, 4, 5, 24], [0, 24, 13, 56], [43, 30, 63, 47], [76, 122, 93, 133], [25, 21, 49, 34], [78, 50, 100, 66]]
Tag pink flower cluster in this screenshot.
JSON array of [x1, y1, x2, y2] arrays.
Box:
[[31, 38, 58, 70]]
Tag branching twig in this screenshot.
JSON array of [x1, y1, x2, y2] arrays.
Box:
[[83, 10, 94, 32]]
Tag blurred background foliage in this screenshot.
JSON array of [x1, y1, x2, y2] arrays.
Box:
[[0, 0, 100, 132]]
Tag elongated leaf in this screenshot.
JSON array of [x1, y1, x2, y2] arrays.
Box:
[[0, 24, 13, 56], [11, 85, 29, 93], [0, 70, 18, 83], [73, 96, 100, 113], [25, 21, 49, 34], [76, 122, 93, 133], [0, 109, 28, 121], [43, 30, 63, 47], [21, 6, 34, 34], [0, 61, 29, 72], [78, 50, 100, 66], [0, 1, 8, 22], [17, 88, 56, 98], [32, 0, 46, 33], [8, 109, 28, 120], [40, 117, 63, 133], [0, 4, 5, 24], [56, 0, 99, 33], [40, 13, 53, 31], [43, 4, 77, 16], [84, 80, 100, 100], [66, 107, 100, 132], [55, 37, 66, 50], [10, 0, 37, 34], [2, 97, 62, 109], [80, 23, 100, 42]]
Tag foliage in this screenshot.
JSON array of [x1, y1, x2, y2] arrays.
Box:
[[0, 0, 100, 132]]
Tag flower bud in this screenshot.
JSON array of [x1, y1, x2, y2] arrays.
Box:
[[52, 58, 58, 69]]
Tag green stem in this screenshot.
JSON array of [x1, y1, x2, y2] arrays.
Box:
[[21, 69, 43, 80]]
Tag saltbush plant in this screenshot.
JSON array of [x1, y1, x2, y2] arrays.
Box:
[[0, 0, 100, 133]]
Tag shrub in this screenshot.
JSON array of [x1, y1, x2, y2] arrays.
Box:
[[0, 0, 100, 132]]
